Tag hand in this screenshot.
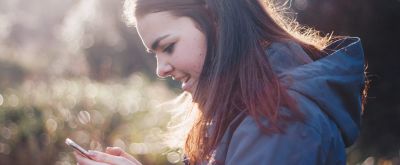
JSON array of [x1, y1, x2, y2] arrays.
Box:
[[74, 148, 142, 165], [105, 147, 142, 165]]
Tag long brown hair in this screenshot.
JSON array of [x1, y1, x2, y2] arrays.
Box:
[[124, 0, 331, 164]]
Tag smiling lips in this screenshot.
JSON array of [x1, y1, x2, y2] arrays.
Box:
[[175, 76, 193, 92]]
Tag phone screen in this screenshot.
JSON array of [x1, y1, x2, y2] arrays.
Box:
[[65, 138, 93, 160]]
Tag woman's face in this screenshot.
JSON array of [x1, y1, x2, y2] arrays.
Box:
[[136, 11, 207, 95]]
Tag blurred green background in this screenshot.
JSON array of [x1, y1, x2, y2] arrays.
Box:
[[0, 0, 399, 165]]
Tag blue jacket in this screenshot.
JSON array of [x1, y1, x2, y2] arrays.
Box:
[[202, 37, 365, 165]]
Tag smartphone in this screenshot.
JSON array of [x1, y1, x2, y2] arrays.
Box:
[[65, 138, 93, 160]]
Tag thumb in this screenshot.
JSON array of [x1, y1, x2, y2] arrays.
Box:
[[105, 147, 124, 156]]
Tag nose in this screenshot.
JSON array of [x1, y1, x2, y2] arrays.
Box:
[[156, 58, 173, 78]]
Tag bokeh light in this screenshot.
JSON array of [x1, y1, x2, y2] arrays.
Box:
[[78, 110, 91, 125], [8, 94, 19, 107], [46, 118, 58, 133], [74, 131, 90, 145], [0, 142, 11, 155], [0, 94, 3, 106], [166, 151, 181, 164], [1, 127, 12, 139], [294, 0, 309, 11]]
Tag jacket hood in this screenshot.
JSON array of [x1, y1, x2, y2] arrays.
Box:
[[266, 37, 365, 147]]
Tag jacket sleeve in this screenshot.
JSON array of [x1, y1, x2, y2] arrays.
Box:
[[224, 116, 326, 165]]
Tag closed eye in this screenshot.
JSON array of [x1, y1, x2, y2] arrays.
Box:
[[163, 43, 176, 54]]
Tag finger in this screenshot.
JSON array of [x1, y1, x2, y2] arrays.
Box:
[[105, 147, 142, 165], [74, 152, 108, 165], [88, 150, 134, 165], [105, 147, 123, 156]]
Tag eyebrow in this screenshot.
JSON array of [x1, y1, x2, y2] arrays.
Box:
[[148, 34, 170, 53]]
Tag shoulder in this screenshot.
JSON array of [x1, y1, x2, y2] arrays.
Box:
[[216, 90, 348, 164], [220, 113, 326, 164], [232, 104, 330, 142], [219, 106, 345, 164], [265, 40, 313, 74]]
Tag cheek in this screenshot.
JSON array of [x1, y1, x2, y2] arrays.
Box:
[[190, 41, 206, 73], [178, 39, 205, 61], [175, 34, 207, 74], [197, 52, 205, 70], [197, 40, 207, 72]]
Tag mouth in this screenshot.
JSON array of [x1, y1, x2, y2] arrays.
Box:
[[175, 76, 193, 92], [174, 76, 189, 83]]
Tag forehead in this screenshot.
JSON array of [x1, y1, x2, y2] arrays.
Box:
[[136, 12, 177, 46], [136, 11, 198, 48]]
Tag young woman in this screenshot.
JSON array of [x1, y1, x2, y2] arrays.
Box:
[[74, 0, 366, 164]]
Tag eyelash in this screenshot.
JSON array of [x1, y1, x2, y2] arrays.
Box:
[[163, 43, 175, 54]]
